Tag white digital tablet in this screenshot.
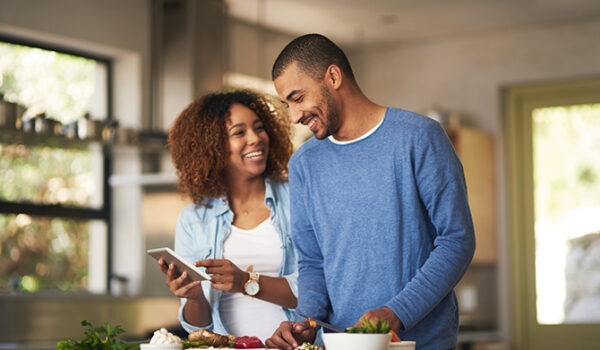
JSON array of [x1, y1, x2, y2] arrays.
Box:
[[147, 247, 211, 281]]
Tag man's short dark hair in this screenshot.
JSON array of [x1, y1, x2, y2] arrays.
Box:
[[272, 33, 356, 83]]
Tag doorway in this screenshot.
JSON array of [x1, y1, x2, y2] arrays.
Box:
[[505, 78, 600, 349]]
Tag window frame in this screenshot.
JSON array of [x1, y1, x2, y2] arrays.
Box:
[[0, 34, 114, 292], [504, 77, 600, 349]]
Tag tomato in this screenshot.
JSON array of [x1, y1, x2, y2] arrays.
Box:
[[234, 336, 265, 348]]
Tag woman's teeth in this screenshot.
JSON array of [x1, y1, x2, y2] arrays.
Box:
[[244, 151, 263, 159], [308, 119, 316, 129]]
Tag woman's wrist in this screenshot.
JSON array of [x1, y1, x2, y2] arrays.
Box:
[[183, 297, 211, 327], [240, 271, 250, 293]]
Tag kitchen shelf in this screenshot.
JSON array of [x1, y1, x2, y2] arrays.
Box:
[[446, 125, 497, 265], [0, 127, 169, 153]]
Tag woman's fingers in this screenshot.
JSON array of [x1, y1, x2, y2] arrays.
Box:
[[174, 280, 201, 297], [208, 273, 235, 291], [165, 262, 179, 281], [198, 259, 233, 275], [167, 270, 187, 290], [158, 258, 169, 274], [196, 259, 244, 293]]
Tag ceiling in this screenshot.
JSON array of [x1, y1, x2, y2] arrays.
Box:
[[225, 0, 600, 47]]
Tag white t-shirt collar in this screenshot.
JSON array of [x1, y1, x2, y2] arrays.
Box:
[[328, 115, 385, 145]]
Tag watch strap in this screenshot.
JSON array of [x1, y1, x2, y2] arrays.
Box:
[[243, 270, 260, 296]]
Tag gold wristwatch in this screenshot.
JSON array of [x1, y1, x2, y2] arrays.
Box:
[[243, 265, 260, 297]]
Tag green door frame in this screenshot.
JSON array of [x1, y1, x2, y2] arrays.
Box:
[[504, 77, 600, 349]]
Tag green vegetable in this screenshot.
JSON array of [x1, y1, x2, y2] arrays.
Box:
[[296, 343, 324, 350], [181, 341, 208, 348], [57, 320, 139, 350], [346, 318, 391, 334], [181, 340, 235, 349]]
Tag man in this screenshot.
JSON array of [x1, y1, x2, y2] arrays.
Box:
[[265, 33, 475, 350]]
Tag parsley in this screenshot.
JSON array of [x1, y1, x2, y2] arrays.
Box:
[[56, 320, 136, 350]]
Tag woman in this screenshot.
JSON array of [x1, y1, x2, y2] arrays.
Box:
[[160, 89, 297, 341]]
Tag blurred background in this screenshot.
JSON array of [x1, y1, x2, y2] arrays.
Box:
[[1, 0, 600, 349]]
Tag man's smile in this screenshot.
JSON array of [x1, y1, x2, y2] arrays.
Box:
[[300, 113, 319, 133]]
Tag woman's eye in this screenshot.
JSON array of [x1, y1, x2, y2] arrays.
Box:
[[232, 130, 244, 136]]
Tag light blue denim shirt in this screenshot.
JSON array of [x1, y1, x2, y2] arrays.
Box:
[[174, 178, 298, 335]]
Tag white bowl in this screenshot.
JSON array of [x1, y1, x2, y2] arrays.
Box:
[[322, 333, 392, 350], [140, 343, 183, 350], [388, 341, 416, 350]]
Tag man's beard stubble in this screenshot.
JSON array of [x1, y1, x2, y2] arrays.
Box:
[[318, 84, 340, 139]]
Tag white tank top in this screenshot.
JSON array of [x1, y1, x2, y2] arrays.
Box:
[[219, 219, 287, 341]]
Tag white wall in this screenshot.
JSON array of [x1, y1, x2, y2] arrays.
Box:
[[350, 17, 600, 342], [352, 19, 600, 134], [227, 18, 298, 82]]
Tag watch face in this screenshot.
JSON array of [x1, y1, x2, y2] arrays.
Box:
[[245, 280, 259, 296]]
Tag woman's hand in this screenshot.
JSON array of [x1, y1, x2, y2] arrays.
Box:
[[158, 258, 204, 300], [196, 259, 247, 293]]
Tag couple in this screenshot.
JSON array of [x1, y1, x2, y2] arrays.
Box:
[[159, 34, 475, 350]]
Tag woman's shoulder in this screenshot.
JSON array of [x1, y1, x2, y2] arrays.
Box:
[[178, 198, 222, 223], [266, 178, 290, 205], [267, 178, 289, 190], [266, 178, 289, 194]]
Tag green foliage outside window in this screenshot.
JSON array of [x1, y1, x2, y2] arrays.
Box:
[[0, 41, 104, 292], [0, 143, 96, 207], [0, 213, 89, 292], [532, 104, 600, 222], [0, 41, 96, 124]]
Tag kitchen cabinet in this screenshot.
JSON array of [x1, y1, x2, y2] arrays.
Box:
[[446, 126, 497, 265]]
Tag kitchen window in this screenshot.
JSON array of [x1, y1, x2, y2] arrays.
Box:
[[0, 38, 111, 293]]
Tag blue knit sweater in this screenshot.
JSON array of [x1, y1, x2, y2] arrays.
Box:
[[289, 107, 475, 349]]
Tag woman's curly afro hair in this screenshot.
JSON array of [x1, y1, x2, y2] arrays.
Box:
[[168, 89, 293, 204]]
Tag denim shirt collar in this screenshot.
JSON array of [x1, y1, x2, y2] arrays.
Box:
[[210, 177, 277, 217]]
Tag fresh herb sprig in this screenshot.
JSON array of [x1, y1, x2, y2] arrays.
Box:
[[346, 318, 391, 334], [57, 320, 134, 350]]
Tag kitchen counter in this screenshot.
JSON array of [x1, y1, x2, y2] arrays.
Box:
[[0, 293, 180, 346]]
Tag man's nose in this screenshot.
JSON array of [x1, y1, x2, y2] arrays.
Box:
[[289, 105, 302, 124]]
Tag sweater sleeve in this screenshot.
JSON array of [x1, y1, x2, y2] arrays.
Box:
[[289, 156, 332, 321], [384, 120, 476, 330]]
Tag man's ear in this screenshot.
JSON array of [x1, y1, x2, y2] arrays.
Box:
[[326, 64, 343, 90]]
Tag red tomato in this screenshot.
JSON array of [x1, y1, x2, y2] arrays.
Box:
[[234, 336, 265, 348]]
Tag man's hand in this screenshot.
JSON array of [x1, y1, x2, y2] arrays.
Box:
[[353, 306, 403, 331], [265, 320, 315, 350]]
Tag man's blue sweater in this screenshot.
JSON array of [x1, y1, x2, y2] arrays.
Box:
[[289, 107, 475, 349]]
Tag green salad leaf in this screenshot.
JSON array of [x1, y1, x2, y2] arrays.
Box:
[[346, 318, 391, 334], [56, 320, 133, 350]]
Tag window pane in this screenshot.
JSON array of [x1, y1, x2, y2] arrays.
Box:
[[533, 104, 600, 324], [0, 213, 108, 292], [0, 143, 103, 208], [0, 41, 105, 123]]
